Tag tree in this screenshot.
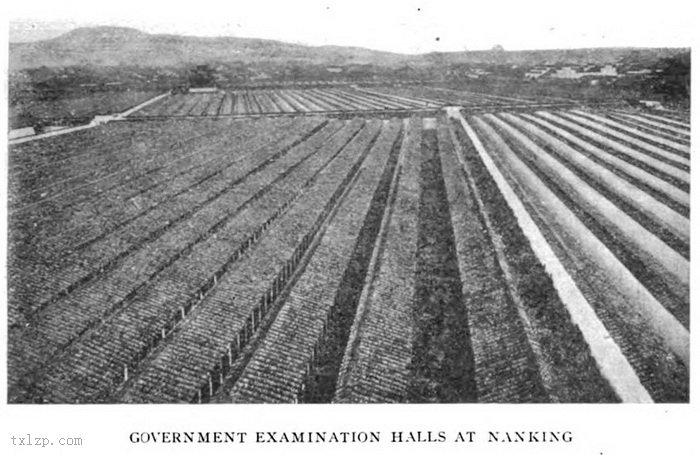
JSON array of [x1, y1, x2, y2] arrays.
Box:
[[188, 65, 216, 87], [652, 52, 690, 102]]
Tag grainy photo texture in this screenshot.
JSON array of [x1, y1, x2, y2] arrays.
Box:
[[6, 2, 690, 404]]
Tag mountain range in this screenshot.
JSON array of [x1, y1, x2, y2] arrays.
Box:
[[9, 26, 688, 70]]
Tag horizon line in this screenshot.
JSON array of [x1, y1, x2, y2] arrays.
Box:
[[8, 23, 691, 56]]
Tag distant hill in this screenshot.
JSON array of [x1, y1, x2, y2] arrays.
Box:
[[9, 26, 689, 70], [9, 26, 408, 70], [422, 47, 688, 66]]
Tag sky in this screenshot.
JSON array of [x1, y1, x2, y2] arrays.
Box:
[[6, 0, 695, 53]]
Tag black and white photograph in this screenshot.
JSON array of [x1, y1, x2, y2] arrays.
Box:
[[1, 0, 697, 452]]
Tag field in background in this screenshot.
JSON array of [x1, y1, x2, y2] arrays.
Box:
[[9, 90, 161, 130]]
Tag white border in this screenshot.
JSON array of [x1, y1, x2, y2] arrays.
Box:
[[1, 1, 697, 454]]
